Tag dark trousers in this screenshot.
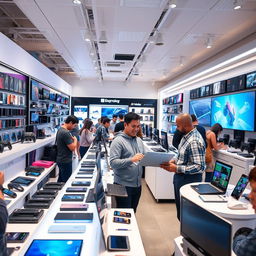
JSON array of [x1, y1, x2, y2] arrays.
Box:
[[79, 146, 89, 159], [115, 185, 142, 213], [205, 172, 214, 182], [173, 173, 202, 220], [57, 162, 72, 183]]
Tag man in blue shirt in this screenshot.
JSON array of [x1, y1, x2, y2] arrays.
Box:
[[161, 114, 206, 220], [233, 166, 256, 256]]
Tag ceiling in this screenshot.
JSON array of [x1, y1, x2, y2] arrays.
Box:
[[0, 0, 256, 85]]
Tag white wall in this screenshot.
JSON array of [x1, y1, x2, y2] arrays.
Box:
[[0, 32, 72, 95], [65, 76, 158, 99]]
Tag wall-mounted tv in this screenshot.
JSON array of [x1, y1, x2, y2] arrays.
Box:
[[246, 71, 256, 88], [30, 112, 39, 123], [42, 88, 50, 100], [31, 80, 39, 101], [226, 74, 245, 92], [211, 91, 255, 131], [189, 98, 211, 127], [49, 93, 56, 101], [176, 93, 183, 103], [212, 81, 226, 95], [101, 106, 128, 119]]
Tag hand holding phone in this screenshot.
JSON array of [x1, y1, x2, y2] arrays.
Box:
[[113, 217, 131, 224]]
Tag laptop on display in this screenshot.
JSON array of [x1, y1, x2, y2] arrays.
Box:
[[191, 160, 233, 195]]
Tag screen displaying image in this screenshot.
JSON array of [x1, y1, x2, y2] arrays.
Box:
[[42, 88, 50, 100], [200, 86, 206, 97], [2, 133, 10, 142], [49, 93, 56, 101], [56, 94, 62, 103], [213, 81, 226, 95], [11, 132, 17, 143], [25, 240, 83, 256], [226, 75, 245, 92], [31, 112, 39, 123], [189, 98, 211, 127], [211, 91, 255, 131], [101, 106, 128, 119], [246, 71, 256, 88], [47, 104, 54, 114], [176, 93, 183, 103], [74, 105, 88, 129], [169, 125, 177, 134], [31, 80, 39, 101]]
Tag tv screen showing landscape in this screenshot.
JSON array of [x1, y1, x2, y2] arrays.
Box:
[[101, 106, 128, 119], [211, 91, 255, 131]]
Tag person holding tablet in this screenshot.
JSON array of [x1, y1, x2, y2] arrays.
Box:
[[110, 112, 146, 212], [0, 172, 8, 256], [233, 167, 256, 256]]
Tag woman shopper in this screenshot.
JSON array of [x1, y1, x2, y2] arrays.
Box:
[[79, 119, 95, 159], [205, 123, 227, 182]]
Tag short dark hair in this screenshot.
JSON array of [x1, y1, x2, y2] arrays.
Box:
[[124, 112, 141, 124], [65, 115, 79, 124], [102, 117, 111, 124], [190, 114, 197, 122], [100, 116, 107, 123], [113, 115, 117, 118], [118, 114, 124, 119], [249, 167, 256, 182]]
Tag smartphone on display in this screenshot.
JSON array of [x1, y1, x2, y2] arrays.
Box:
[[2, 188, 17, 198], [231, 174, 249, 200], [61, 194, 84, 202], [114, 211, 131, 218], [107, 235, 130, 251], [113, 217, 131, 224], [60, 203, 88, 211], [66, 187, 87, 193], [6, 232, 29, 243], [25, 171, 41, 177], [71, 181, 91, 186]]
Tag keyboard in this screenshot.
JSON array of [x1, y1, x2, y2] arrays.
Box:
[[142, 138, 151, 141], [147, 142, 158, 146], [106, 184, 128, 197], [151, 148, 166, 152], [85, 189, 95, 203], [86, 155, 96, 159], [237, 153, 254, 158], [82, 161, 96, 165]]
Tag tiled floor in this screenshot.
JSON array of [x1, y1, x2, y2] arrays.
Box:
[[136, 179, 180, 256]]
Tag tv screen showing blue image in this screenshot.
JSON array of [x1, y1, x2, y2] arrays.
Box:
[[25, 239, 83, 256], [101, 107, 128, 119], [189, 98, 211, 127], [246, 71, 256, 88], [31, 80, 39, 101], [211, 91, 255, 131]]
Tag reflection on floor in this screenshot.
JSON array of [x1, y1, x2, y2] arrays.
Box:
[[136, 179, 180, 256]]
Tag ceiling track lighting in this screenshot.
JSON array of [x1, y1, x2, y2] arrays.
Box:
[[155, 32, 164, 46], [233, 0, 242, 10], [206, 35, 213, 49], [73, 0, 81, 5], [169, 0, 177, 8], [98, 31, 108, 44]]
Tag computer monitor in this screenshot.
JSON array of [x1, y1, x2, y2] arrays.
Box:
[[181, 196, 232, 256], [42, 88, 50, 100], [30, 112, 39, 123], [160, 131, 168, 151], [152, 128, 160, 144]]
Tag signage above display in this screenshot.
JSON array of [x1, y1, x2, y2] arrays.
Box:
[[100, 98, 120, 104]]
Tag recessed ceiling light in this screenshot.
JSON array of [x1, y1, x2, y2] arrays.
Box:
[[206, 36, 213, 49], [169, 0, 177, 8], [98, 31, 108, 44], [73, 0, 81, 5], [155, 32, 164, 46], [233, 0, 241, 10]]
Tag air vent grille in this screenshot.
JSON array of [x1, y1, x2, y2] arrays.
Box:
[[114, 54, 135, 61], [107, 70, 123, 73]]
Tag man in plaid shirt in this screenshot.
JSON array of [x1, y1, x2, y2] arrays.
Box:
[[233, 166, 256, 256], [161, 114, 206, 220]]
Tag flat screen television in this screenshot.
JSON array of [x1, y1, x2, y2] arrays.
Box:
[[31, 80, 39, 101], [213, 81, 226, 95], [226, 74, 245, 92], [49, 93, 56, 101], [176, 93, 183, 103], [31, 112, 39, 123], [200, 86, 206, 97], [160, 131, 168, 151], [246, 71, 256, 88], [205, 84, 213, 96], [47, 104, 54, 114], [169, 96, 174, 105], [42, 88, 50, 100], [152, 128, 160, 144], [211, 91, 255, 131], [101, 106, 128, 119], [169, 125, 177, 134], [56, 94, 62, 103], [189, 98, 211, 127], [181, 196, 231, 256]]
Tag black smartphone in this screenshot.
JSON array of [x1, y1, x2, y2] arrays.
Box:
[[66, 187, 87, 193], [25, 171, 41, 177], [231, 174, 249, 200], [114, 211, 131, 218], [2, 188, 17, 198], [113, 217, 131, 224], [107, 235, 130, 251], [6, 232, 29, 243]]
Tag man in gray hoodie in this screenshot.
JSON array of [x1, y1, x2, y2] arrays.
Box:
[[110, 112, 146, 212]]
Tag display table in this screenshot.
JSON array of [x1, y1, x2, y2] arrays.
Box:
[[180, 183, 256, 235]]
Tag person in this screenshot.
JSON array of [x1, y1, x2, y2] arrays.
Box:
[[233, 166, 256, 256], [0, 172, 8, 256], [95, 118, 101, 129], [70, 125, 80, 159], [79, 119, 95, 159], [161, 114, 206, 220], [114, 114, 125, 134], [205, 123, 227, 182], [172, 114, 207, 149], [109, 115, 118, 133], [110, 112, 146, 212], [56, 115, 79, 182], [94, 117, 111, 142]]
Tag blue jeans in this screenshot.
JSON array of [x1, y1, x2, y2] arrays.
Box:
[[173, 173, 202, 220], [79, 146, 89, 159], [57, 162, 72, 183], [115, 185, 142, 213]]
